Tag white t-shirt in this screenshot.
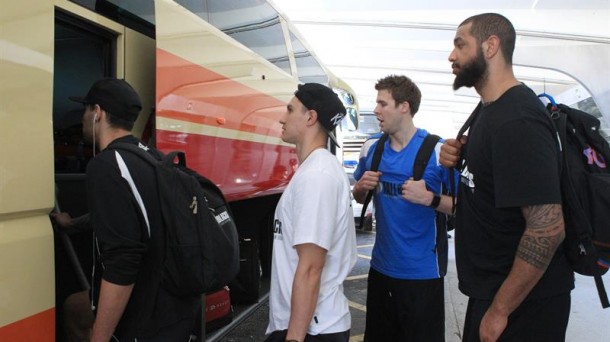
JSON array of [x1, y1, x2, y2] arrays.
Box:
[[267, 148, 357, 335]]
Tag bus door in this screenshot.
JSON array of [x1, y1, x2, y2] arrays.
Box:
[[51, 2, 155, 340]]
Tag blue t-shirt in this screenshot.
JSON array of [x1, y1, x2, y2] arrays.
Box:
[[354, 129, 452, 279]]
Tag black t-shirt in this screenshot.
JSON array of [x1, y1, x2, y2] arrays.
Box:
[[455, 84, 574, 300], [87, 135, 199, 338]]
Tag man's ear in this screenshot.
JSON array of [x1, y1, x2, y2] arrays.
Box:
[[483, 35, 500, 59], [94, 105, 107, 123], [307, 109, 318, 127], [400, 101, 411, 115]]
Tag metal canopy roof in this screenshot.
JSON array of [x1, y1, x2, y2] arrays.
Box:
[[272, 0, 610, 138]]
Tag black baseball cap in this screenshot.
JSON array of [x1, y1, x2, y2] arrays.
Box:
[[294, 83, 347, 147], [69, 78, 142, 122]]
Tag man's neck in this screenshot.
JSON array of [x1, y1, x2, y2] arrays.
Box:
[[476, 67, 520, 104], [296, 133, 328, 164], [389, 123, 417, 152], [98, 129, 132, 150]]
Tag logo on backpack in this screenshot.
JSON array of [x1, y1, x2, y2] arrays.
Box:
[[583, 146, 607, 168], [214, 210, 230, 224]]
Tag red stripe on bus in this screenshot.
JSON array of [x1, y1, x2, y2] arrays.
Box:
[[0, 308, 55, 342], [157, 129, 297, 202]]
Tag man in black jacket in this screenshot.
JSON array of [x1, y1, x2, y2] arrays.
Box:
[[71, 78, 200, 341]]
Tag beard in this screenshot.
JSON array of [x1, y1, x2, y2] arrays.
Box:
[[452, 49, 487, 90]]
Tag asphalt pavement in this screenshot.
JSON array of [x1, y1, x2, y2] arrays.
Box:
[[219, 230, 610, 341]]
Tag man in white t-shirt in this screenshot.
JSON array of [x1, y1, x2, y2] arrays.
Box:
[[265, 83, 357, 342]]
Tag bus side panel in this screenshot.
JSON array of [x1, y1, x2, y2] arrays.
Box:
[[154, 0, 298, 199], [156, 126, 295, 201], [0, 217, 56, 338], [0, 308, 54, 342], [125, 27, 156, 141], [0, 2, 55, 214], [0, 0, 56, 338]]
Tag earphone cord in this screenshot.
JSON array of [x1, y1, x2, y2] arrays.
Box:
[[92, 114, 96, 157]]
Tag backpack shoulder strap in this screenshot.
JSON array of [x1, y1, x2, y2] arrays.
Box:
[[413, 134, 441, 181], [111, 142, 159, 165], [370, 133, 389, 171], [457, 102, 483, 140], [358, 133, 388, 229], [112, 142, 185, 168], [447, 102, 483, 214]]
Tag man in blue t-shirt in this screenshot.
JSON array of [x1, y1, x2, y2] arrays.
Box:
[[352, 75, 455, 342]]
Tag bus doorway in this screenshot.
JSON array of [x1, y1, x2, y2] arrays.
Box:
[[51, 8, 155, 340]]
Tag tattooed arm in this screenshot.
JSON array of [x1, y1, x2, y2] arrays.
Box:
[[479, 204, 565, 342]]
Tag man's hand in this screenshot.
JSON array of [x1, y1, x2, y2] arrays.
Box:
[[51, 212, 73, 229], [352, 171, 382, 203], [479, 308, 508, 342], [439, 136, 467, 168], [402, 178, 433, 206]]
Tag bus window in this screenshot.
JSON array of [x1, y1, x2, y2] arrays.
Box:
[[179, 0, 292, 75], [290, 31, 329, 84], [69, 0, 155, 37]]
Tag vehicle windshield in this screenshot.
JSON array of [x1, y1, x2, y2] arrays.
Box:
[[358, 113, 379, 135], [342, 112, 379, 137]]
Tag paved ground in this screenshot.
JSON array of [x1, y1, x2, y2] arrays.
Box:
[[219, 230, 610, 341]]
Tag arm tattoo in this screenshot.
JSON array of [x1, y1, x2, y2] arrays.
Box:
[[517, 204, 565, 270]]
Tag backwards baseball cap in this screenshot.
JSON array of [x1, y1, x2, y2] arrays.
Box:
[[69, 78, 142, 122], [294, 83, 347, 147]]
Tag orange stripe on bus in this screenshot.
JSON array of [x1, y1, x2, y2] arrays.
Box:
[[0, 308, 55, 342]]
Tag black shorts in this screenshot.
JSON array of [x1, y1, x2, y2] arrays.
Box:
[[112, 316, 197, 342], [265, 329, 350, 342], [463, 293, 571, 342], [364, 268, 445, 342]]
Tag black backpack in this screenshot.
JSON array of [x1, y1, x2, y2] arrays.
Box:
[[114, 143, 240, 295], [549, 104, 610, 308], [358, 133, 453, 275], [455, 102, 610, 309]]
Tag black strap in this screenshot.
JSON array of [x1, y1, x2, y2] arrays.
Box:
[[358, 133, 440, 229], [457, 102, 482, 141], [595, 274, 610, 308], [358, 134, 388, 229], [448, 102, 483, 215], [413, 134, 441, 181], [111, 142, 185, 168]]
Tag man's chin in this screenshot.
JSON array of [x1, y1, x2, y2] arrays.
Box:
[[453, 81, 465, 91], [453, 78, 475, 91]]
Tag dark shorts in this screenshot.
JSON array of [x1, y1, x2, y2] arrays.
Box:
[[364, 268, 445, 342], [112, 315, 197, 342], [265, 329, 350, 342], [463, 293, 571, 342]]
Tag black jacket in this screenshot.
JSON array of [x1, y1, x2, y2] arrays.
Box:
[[87, 135, 199, 338]]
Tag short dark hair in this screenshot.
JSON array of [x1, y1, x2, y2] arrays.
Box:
[[459, 13, 516, 64], [85, 104, 135, 131], [375, 75, 421, 116]]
